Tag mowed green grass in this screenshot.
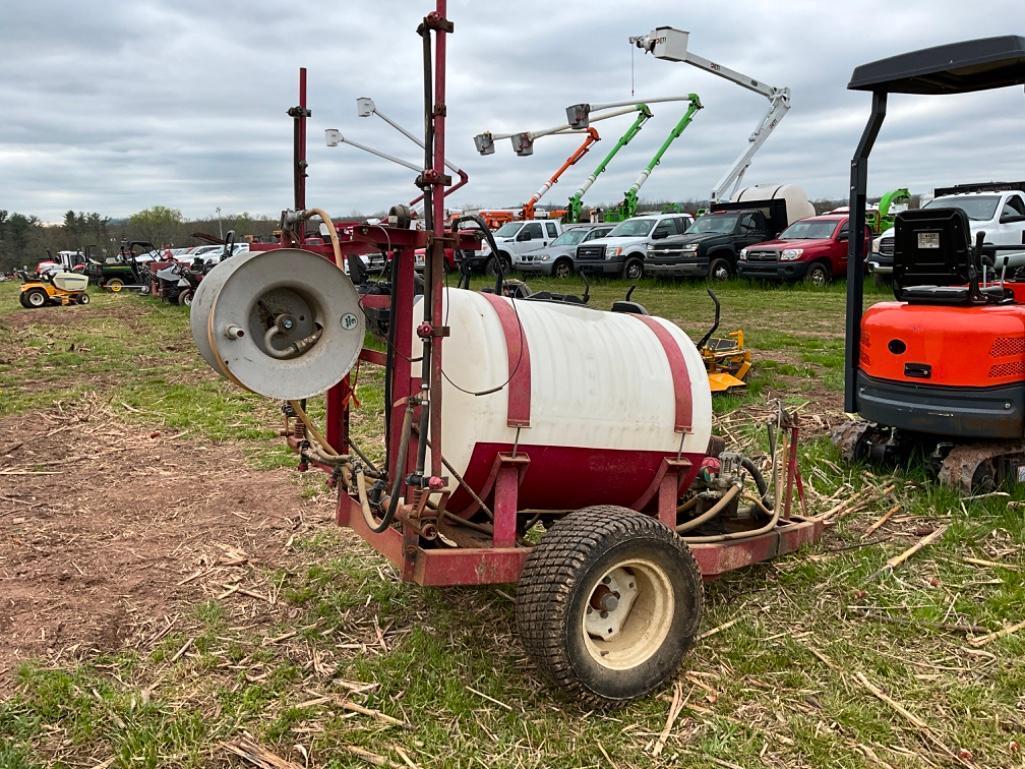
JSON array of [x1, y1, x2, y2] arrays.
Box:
[[2, 275, 1024, 769]]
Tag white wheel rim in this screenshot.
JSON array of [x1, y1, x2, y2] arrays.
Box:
[[581, 558, 675, 671], [29, 292, 44, 306]]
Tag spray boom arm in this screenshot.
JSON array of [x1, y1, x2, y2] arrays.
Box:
[[325, 96, 470, 209], [629, 26, 791, 203]]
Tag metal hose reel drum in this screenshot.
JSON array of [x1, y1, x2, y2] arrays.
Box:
[[190, 248, 365, 400]]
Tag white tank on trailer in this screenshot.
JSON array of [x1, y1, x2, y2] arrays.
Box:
[[412, 289, 713, 514], [732, 183, 815, 225]]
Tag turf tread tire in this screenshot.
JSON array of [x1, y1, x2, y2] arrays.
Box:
[[515, 505, 703, 707]]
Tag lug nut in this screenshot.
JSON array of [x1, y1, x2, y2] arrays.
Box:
[[224, 324, 245, 340]]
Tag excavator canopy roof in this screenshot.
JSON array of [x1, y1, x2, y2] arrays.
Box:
[[849, 35, 1025, 95]]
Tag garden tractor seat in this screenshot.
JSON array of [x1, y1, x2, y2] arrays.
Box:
[[893, 208, 1012, 305]]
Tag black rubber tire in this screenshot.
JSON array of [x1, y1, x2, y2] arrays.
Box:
[[25, 288, 47, 308], [177, 289, 193, 307], [18, 292, 30, 308], [552, 259, 573, 279], [486, 253, 512, 277], [516, 506, 703, 707], [707, 256, 733, 282], [805, 262, 831, 286], [77, 293, 90, 305], [621, 257, 644, 281]]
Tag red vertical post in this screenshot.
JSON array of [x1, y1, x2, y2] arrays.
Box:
[[427, 1, 448, 481], [290, 67, 309, 212], [389, 247, 415, 482]]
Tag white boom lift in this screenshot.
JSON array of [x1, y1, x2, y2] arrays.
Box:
[[628, 26, 791, 203]]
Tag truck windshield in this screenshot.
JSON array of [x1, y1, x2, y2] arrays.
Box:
[[494, 222, 524, 237], [779, 220, 838, 240], [550, 229, 588, 246], [608, 219, 656, 237], [687, 214, 739, 234], [924, 195, 1000, 221]]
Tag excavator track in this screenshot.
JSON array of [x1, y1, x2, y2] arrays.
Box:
[[937, 441, 1025, 496], [831, 421, 876, 464]]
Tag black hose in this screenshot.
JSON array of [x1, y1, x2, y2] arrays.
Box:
[[740, 455, 772, 509], [374, 403, 414, 533]]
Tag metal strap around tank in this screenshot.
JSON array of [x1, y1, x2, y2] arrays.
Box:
[[630, 315, 693, 433], [480, 293, 532, 427]]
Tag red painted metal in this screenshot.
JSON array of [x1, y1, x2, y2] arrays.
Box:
[[270, 3, 824, 595], [292, 67, 309, 211], [427, 1, 449, 482], [492, 453, 529, 548], [451, 443, 705, 515], [629, 315, 694, 433], [479, 293, 532, 427], [689, 517, 824, 578]]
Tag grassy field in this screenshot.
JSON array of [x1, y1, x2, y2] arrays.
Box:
[[1, 274, 1024, 769]]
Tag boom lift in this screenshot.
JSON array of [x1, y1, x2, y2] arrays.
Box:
[[566, 95, 702, 221], [627, 26, 791, 204], [519, 128, 600, 220], [474, 106, 643, 219], [565, 105, 652, 222]]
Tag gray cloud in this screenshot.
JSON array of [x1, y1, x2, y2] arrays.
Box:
[[2, 0, 1023, 221]]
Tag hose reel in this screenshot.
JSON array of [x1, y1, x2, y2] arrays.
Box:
[[190, 248, 365, 400]]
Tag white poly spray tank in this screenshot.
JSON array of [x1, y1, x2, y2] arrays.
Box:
[[412, 288, 712, 514]]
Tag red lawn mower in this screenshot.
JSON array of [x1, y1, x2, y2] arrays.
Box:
[[191, 4, 822, 705]]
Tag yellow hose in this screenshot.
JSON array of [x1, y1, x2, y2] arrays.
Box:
[[288, 398, 347, 461], [675, 484, 741, 533], [302, 208, 344, 270]]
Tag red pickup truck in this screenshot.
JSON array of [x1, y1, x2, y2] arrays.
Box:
[[736, 214, 870, 285]]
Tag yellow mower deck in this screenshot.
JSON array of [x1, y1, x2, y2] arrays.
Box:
[[702, 330, 751, 393]]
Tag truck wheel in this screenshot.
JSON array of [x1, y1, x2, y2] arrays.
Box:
[[805, 262, 831, 287], [707, 257, 732, 282], [622, 257, 644, 280], [25, 288, 47, 308], [105, 278, 124, 292], [516, 506, 703, 706], [553, 259, 573, 279], [486, 253, 512, 277]]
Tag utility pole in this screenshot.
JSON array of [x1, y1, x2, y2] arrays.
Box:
[[216, 207, 223, 240]]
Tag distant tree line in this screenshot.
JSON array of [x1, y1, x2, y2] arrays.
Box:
[[2, 193, 920, 272], [0, 206, 280, 272]]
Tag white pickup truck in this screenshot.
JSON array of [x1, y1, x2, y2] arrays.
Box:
[[870, 186, 1025, 275], [477, 219, 563, 275]]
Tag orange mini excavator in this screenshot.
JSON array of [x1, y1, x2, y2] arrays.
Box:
[[835, 36, 1025, 494]]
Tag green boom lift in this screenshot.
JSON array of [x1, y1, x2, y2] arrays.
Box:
[[565, 105, 652, 223], [603, 94, 702, 222]]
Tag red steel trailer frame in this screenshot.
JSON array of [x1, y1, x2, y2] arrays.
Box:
[[266, 3, 822, 588]]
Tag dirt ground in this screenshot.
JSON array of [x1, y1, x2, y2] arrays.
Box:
[[0, 400, 335, 690]]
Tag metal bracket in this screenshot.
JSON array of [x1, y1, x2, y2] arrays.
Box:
[[422, 11, 454, 33], [416, 170, 453, 188]]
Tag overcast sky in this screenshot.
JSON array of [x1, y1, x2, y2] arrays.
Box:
[[2, 0, 1024, 222]]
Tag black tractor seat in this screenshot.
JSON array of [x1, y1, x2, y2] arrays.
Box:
[[892, 208, 1014, 305]]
